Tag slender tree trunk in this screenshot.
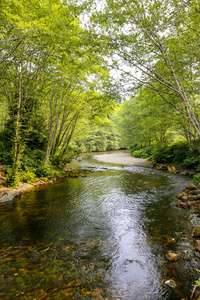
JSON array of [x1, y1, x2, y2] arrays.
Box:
[[11, 43, 24, 182], [59, 113, 79, 167]]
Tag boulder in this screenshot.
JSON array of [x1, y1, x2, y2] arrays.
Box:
[[190, 190, 200, 195], [192, 225, 200, 237], [176, 192, 187, 199], [167, 166, 177, 173], [182, 195, 193, 202], [187, 183, 197, 190], [0, 190, 22, 203]]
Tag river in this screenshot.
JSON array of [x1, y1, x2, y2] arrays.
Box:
[[0, 152, 199, 299]]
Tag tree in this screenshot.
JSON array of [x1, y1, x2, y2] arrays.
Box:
[[0, 0, 114, 183], [91, 0, 200, 136]]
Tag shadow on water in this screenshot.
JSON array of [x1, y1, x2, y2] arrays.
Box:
[[0, 154, 199, 299]]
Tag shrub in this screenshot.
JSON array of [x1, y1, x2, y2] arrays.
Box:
[[21, 149, 46, 171], [132, 149, 149, 159], [35, 164, 54, 178], [193, 173, 200, 185], [52, 169, 65, 178], [19, 170, 37, 184], [170, 142, 189, 163], [130, 145, 141, 153], [183, 156, 200, 169], [150, 145, 172, 163], [131, 145, 154, 159], [0, 139, 12, 165]]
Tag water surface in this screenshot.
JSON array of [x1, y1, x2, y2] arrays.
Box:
[[0, 153, 199, 299]]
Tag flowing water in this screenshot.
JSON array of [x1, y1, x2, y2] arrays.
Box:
[[0, 153, 199, 299]]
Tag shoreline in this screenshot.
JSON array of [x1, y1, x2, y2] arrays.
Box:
[[0, 167, 93, 204], [0, 178, 60, 204], [0, 151, 196, 204]]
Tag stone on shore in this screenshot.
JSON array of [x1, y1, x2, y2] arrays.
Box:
[[0, 190, 22, 203], [176, 192, 187, 199], [187, 183, 197, 190]]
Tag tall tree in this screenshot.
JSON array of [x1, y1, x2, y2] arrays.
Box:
[[0, 0, 110, 182], [91, 0, 200, 136]]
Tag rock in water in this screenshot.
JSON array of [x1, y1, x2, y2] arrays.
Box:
[[165, 279, 177, 288], [166, 252, 179, 262], [192, 225, 200, 237], [195, 240, 200, 252]]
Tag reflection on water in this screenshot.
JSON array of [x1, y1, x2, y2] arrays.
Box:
[[0, 154, 199, 299]]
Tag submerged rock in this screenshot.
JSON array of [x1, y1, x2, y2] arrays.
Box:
[[166, 252, 180, 262], [165, 279, 177, 288], [176, 202, 188, 209], [192, 225, 200, 237], [195, 240, 200, 252]]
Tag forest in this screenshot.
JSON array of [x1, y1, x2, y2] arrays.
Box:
[[0, 0, 200, 186]]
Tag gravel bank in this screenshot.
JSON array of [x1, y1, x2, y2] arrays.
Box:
[[93, 151, 153, 167]]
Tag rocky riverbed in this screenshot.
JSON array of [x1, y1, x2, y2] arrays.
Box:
[[176, 183, 200, 211]]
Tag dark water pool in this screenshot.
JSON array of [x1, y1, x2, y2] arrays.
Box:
[[0, 154, 199, 299]]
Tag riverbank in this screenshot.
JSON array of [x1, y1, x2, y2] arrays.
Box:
[[0, 151, 196, 204], [1, 151, 151, 203], [0, 167, 93, 203]]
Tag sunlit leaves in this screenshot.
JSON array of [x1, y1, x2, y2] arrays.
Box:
[[91, 0, 200, 136]]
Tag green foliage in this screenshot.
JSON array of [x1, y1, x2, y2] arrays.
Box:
[[19, 170, 37, 184], [0, 132, 12, 165], [132, 149, 149, 159], [6, 170, 20, 187], [169, 142, 189, 163], [183, 156, 200, 169], [52, 169, 65, 178], [150, 145, 172, 163], [77, 115, 123, 153], [132, 145, 154, 159], [35, 164, 54, 179], [92, 0, 200, 140], [0, 0, 117, 182], [193, 174, 200, 185], [21, 149, 46, 171], [131, 142, 200, 170]]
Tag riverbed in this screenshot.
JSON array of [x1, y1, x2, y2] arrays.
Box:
[[0, 152, 199, 299]]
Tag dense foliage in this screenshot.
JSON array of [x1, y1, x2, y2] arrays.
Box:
[[0, 0, 122, 185], [1, 0, 200, 186]]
